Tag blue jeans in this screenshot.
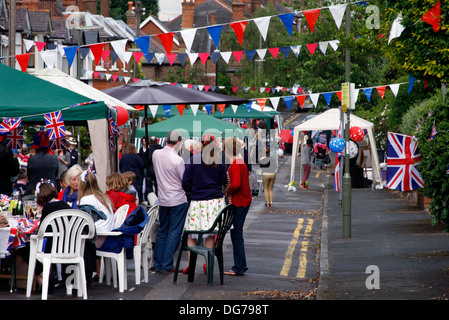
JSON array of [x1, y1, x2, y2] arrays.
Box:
[[230, 205, 250, 274], [153, 202, 189, 272]]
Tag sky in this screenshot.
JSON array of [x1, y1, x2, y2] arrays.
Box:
[[158, 0, 182, 21]]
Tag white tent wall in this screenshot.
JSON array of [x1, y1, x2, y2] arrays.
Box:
[[289, 108, 382, 187], [88, 119, 112, 192]]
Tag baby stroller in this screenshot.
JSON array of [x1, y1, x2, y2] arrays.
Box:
[[313, 142, 330, 170]]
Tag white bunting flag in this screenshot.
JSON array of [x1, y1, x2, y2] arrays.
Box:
[[188, 52, 198, 66], [310, 93, 320, 107], [270, 97, 281, 110], [124, 51, 133, 64], [329, 4, 347, 30], [180, 28, 197, 52], [328, 40, 340, 51], [105, 73, 112, 81], [319, 41, 329, 55], [231, 104, 239, 113], [388, 12, 406, 44], [40, 50, 57, 69], [220, 51, 232, 64], [149, 105, 159, 118], [57, 45, 66, 57], [256, 48, 267, 60], [291, 45, 301, 57], [155, 53, 165, 65], [23, 39, 35, 52], [110, 39, 128, 65], [253, 16, 271, 41], [389, 83, 400, 97], [190, 104, 199, 115]]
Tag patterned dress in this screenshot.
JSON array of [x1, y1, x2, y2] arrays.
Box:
[[184, 197, 225, 236]]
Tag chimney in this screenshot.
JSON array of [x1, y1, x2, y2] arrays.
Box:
[[181, 0, 195, 29], [232, 0, 245, 21], [100, 0, 109, 17], [210, 12, 215, 25], [251, 0, 261, 14], [126, 1, 136, 29], [39, 0, 57, 16]]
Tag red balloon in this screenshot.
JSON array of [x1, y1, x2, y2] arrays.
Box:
[[350, 126, 365, 142], [115, 106, 129, 127]]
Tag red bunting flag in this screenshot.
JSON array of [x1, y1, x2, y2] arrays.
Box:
[[376, 86, 387, 99], [218, 104, 226, 113], [230, 21, 247, 45], [177, 104, 185, 116], [167, 53, 177, 66], [133, 52, 144, 64], [232, 87, 239, 93], [101, 50, 110, 62], [306, 43, 317, 55], [421, 0, 441, 32], [256, 98, 267, 110], [93, 71, 100, 78], [112, 75, 118, 81], [157, 32, 175, 55], [296, 95, 307, 109], [233, 51, 243, 62], [16, 53, 31, 72], [198, 53, 209, 64], [303, 9, 321, 33], [89, 43, 104, 65], [35, 41, 47, 52], [135, 105, 145, 111], [268, 47, 280, 59], [336, 91, 342, 102]]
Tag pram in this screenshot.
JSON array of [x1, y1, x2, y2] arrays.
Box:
[[313, 142, 330, 170]]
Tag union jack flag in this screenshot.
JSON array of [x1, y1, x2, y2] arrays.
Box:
[[387, 132, 424, 192], [446, 165, 449, 175], [0, 118, 22, 133], [428, 124, 437, 141], [0, 194, 11, 203], [6, 127, 24, 149], [108, 110, 119, 151], [416, 115, 424, 132], [50, 138, 68, 150], [334, 120, 343, 192], [44, 111, 67, 140]]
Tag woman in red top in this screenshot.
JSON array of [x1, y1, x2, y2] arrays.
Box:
[[223, 137, 252, 276], [105, 173, 137, 215]]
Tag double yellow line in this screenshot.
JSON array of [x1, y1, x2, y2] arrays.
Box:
[[280, 218, 314, 278]]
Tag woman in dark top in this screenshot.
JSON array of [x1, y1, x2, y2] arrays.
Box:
[[119, 143, 144, 203]]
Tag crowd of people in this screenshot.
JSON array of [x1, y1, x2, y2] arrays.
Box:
[[1, 126, 278, 289]]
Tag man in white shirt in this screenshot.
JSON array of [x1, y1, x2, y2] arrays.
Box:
[[152, 131, 189, 273]]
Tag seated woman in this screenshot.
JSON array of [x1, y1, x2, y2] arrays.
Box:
[[61, 164, 83, 209], [77, 171, 115, 249], [105, 172, 137, 215]]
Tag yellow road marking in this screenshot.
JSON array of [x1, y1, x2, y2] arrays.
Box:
[[296, 219, 314, 278], [280, 218, 304, 277], [315, 171, 320, 178]]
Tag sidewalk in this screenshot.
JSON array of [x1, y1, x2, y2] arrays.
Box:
[[318, 180, 449, 300]]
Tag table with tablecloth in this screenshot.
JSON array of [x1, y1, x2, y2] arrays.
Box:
[[0, 217, 39, 257]]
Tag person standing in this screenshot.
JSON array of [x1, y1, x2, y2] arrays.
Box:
[[26, 131, 58, 196], [147, 136, 162, 195], [300, 138, 314, 189], [139, 136, 150, 200], [56, 148, 70, 191], [67, 137, 79, 168], [152, 131, 189, 273], [119, 143, 144, 203], [259, 147, 277, 207], [223, 137, 252, 276], [0, 134, 19, 195]]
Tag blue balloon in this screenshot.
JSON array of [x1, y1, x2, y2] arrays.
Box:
[[329, 138, 345, 153]]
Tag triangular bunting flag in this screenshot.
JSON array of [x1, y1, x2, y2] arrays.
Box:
[[253, 16, 271, 41], [63, 46, 79, 68], [310, 93, 320, 107], [257, 99, 267, 110], [218, 104, 226, 113], [388, 12, 406, 44], [188, 52, 198, 66], [389, 83, 400, 97], [198, 52, 209, 64], [23, 39, 34, 52], [190, 104, 199, 115], [167, 53, 177, 66], [144, 52, 154, 63], [177, 53, 188, 65], [163, 105, 172, 117], [157, 32, 175, 55], [232, 51, 244, 62], [221, 51, 232, 64], [134, 35, 150, 54], [303, 9, 321, 33], [256, 49, 267, 60], [319, 41, 328, 55], [336, 91, 342, 102], [180, 29, 197, 52], [280, 46, 290, 58], [210, 52, 221, 64], [376, 86, 387, 99], [35, 41, 47, 52], [204, 104, 213, 114], [283, 96, 294, 110], [421, 0, 441, 32], [177, 104, 185, 116], [89, 43, 104, 65], [322, 92, 333, 105], [155, 53, 165, 65], [133, 52, 144, 64], [306, 43, 318, 55], [328, 4, 347, 29], [230, 21, 247, 46], [408, 75, 415, 94], [328, 40, 340, 51], [278, 13, 295, 36], [101, 50, 110, 62], [40, 50, 57, 69], [231, 104, 239, 113], [149, 105, 159, 117], [206, 25, 222, 48], [270, 97, 281, 110], [291, 45, 301, 57], [296, 95, 307, 109], [363, 88, 373, 101], [16, 53, 31, 72], [268, 47, 280, 59], [110, 39, 128, 64], [245, 50, 256, 61], [124, 51, 133, 64]]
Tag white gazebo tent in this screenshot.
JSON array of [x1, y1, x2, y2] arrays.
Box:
[[31, 68, 136, 191], [290, 108, 381, 187]]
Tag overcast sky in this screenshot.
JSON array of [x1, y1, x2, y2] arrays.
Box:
[[158, 0, 182, 21]]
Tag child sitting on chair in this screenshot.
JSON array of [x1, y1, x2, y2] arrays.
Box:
[[105, 173, 137, 216]]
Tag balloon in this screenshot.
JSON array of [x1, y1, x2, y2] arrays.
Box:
[[350, 126, 365, 142], [329, 137, 345, 153], [277, 148, 284, 157], [115, 106, 129, 127]]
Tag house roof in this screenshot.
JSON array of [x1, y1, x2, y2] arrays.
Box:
[[28, 10, 52, 33]]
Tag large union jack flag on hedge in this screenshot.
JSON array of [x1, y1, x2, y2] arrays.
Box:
[[44, 111, 67, 140], [386, 132, 424, 191]]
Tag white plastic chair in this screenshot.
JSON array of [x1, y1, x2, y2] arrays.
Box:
[[133, 204, 159, 284], [26, 209, 95, 300], [98, 204, 129, 288]]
